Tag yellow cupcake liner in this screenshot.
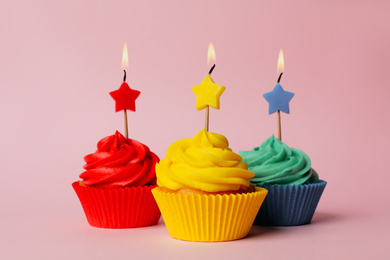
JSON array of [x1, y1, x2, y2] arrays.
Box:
[[152, 187, 268, 242]]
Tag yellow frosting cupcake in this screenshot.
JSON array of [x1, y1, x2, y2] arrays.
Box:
[[152, 129, 267, 242]]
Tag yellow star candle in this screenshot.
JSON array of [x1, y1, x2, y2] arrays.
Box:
[[192, 75, 225, 110], [191, 43, 226, 131]]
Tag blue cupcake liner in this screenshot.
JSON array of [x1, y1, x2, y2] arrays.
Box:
[[254, 180, 327, 226]]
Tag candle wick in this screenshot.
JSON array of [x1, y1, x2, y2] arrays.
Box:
[[123, 70, 127, 82], [208, 64, 216, 75], [277, 72, 283, 83]]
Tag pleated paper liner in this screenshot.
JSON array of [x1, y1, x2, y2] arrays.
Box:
[[72, 182, 161, 228], [152, 186, 268, 242], [254, 180, 327, 226]]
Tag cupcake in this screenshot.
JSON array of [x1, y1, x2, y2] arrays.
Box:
[[239, 135, 326, 226], [72, 131, 161, 228], [152, 129, 268, 242]]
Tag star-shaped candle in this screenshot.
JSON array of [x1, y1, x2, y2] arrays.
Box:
[[109, 43, 141, 139], [192, 43, 226, 131], [263, 49, 294, 141]]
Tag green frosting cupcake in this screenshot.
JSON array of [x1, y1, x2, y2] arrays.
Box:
[[239, 135, 318, 185]]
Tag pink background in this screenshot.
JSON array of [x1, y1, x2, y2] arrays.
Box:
[[1, 0, 389, 259]]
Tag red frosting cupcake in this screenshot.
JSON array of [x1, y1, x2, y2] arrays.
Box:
[[72, 131, 161, 228]]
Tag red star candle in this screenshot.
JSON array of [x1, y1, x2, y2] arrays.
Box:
[[109, 43, 141, 139]]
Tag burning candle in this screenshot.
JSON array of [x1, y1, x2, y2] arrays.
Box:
[[109, 43, 141, 138], [192, 43, 226, 132], [263, 49, 294, 141]]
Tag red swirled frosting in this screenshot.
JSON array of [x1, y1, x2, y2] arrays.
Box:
[[80, 131, 159, 188]]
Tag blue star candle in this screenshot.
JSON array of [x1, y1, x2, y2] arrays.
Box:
[[263, 50, 294, 140]]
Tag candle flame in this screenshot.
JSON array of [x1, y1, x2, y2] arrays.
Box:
[[277, 49, 284, 75], [207, 42, 216, 65], [122, 43, 129, 70]]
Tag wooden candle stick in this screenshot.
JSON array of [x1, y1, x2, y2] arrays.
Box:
[[124, 109, 129, 139], [123, 70, 129, 139], [205, 106, 209, 132], [204, 64, 216, 132], [277, 72, 283, 141], [277, 110, 282, 141]]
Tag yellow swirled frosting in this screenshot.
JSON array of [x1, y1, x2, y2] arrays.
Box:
[[156, 129, 254, 192]]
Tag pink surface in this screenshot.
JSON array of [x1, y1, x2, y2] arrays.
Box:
[[1, 0, 389, 259]]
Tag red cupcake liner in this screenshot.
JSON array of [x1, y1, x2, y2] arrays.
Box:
[[72, 182, 161, 228]]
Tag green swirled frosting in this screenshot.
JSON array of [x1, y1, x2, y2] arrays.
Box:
[[239, 136, 318, 185]]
